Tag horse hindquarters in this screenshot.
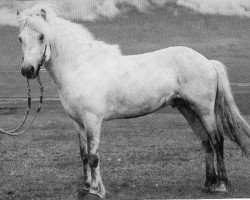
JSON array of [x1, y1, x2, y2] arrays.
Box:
[[174, 60, 238, 192], [198, 60, 250, 192]]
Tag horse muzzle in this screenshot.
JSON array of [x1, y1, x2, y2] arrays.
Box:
[[21, 64, 37, 79], [21, 45, 49, 79]]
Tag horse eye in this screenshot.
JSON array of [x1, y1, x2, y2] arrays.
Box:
[[39, 34, 44, 41], [19, 37, 22, 43]]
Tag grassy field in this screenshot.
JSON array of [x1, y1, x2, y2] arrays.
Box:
[[0, 4, 250, 199], [0, 101, 250, 199]]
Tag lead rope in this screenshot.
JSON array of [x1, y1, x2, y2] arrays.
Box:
[[0, 75, 43, 136], [8, 78, 32, 133], [23, 74, 44, 131]]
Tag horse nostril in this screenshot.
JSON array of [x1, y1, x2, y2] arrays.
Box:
[[29, 65, 35, 73], [21, 65, 35, 78]]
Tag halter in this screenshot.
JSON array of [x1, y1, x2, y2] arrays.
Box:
[[38, 44, 48, 71]]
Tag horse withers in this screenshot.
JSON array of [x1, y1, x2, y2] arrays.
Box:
[[17, 3, 250, 198]]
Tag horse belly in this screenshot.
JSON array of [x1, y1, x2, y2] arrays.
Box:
[[105, 84, 176, 120], [111, 101, 168, 120]]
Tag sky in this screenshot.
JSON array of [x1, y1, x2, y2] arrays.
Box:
[[0, 0, 250, 26]]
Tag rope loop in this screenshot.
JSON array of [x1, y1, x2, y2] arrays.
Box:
[[0, 76, 44, 136]]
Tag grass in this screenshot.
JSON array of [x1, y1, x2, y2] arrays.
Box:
[[0, 101, 250, 199]]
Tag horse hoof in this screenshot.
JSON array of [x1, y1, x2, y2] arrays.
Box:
[[80, 187, 105, 199], [206, 182, 228, 193], [214, 182, 228, 193], [82, 183, 105, 199], [89, 188, 104, 198]]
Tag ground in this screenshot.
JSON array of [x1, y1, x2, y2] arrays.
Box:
[[0, 4, 250, 200], [0, 101, 250, 199]]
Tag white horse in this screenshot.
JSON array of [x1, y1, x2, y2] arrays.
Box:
[[18, 3, 250, 198]]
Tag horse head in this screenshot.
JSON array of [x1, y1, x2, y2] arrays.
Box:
[[18, 7, 53, 79]]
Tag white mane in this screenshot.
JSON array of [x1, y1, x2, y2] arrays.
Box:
[[19, 2, 122, 58], [19, 2, 58, 27]]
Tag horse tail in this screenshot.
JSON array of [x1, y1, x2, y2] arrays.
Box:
[[212, 60, 250, 155]]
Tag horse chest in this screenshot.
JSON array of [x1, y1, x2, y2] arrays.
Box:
[[59, 85, 107, 119]]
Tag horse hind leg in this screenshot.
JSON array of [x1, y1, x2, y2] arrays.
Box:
[[174, 99, 217, 189], [200, 111, 230, 192]]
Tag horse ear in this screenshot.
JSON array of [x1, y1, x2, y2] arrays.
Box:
[[41, 9, 46, 20]]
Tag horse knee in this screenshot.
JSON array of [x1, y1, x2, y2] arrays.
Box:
[[89, 154, 99, 168]]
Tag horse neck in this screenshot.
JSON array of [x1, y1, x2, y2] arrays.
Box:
[[45, 17, 94, 89], [50, 17, 94, 63]]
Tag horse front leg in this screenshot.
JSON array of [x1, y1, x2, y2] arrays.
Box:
[[84, 113, 106, 198], [74, 122, 92, 190]]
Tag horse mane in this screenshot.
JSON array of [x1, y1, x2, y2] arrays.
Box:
[[19, 2, 58, 27], [19, 2, 122, 57]]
